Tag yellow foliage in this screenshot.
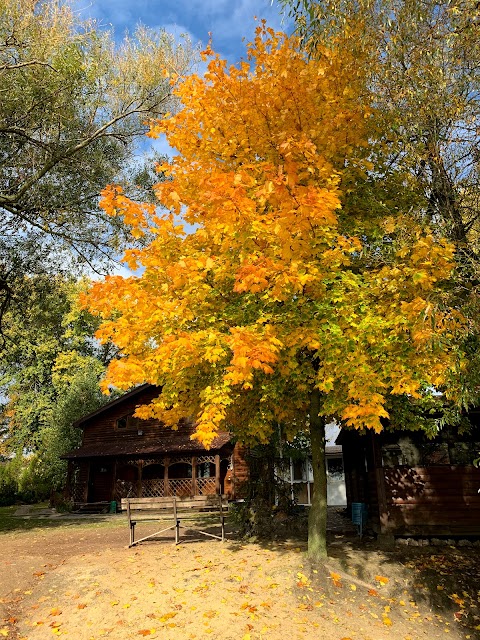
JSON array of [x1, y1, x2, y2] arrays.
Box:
[[84, 25, 462, 447]]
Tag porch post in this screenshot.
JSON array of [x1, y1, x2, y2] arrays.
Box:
[[137, 461, 143, 498], [192, 456, 197, 495], [83, 462, 90, 502], [371, 433, 393, 547], [164, 457, 170, 496], [65, 460, 73, 499], [111, 459, 117, 502], [215, 454, 220, 494]]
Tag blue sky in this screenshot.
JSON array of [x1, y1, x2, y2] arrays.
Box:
[[76, 1, 292, 276], [76, 0, 290, 63], [75, 0, 293, 180]]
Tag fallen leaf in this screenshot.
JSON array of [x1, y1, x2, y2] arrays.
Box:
[[159, 612, 177, 623], [203, 611, 217, 619], [49, 608, 62, 617], [375, 575, 389, 586], [329, 572, 342, 587]]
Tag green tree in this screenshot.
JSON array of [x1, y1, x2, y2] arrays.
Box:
[[0, 0, 194, 325], [281, 0, 480, 415], [0, 276, 113, 458]]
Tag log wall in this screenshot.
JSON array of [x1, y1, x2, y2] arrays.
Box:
[[382, 465, 480, 535]]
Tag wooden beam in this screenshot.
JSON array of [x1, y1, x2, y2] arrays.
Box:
[[215, 454, 220, 494], [371, 433, 389, 534], [192, 456, 197, 495], [137, 461, 143, 498], [164, 457, 170, 497], [111, 458, 117, 502]]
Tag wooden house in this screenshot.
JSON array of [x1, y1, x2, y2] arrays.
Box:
[[63, 384, 248, 506], [338, 422, 480, 537]]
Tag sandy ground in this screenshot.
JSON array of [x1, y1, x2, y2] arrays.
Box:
[[1, 513, 479, 640]]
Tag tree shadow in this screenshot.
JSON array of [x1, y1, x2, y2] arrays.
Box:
[[0, 512, 125, 534]]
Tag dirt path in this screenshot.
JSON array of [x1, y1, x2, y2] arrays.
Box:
[[2, 518, 479, 640]]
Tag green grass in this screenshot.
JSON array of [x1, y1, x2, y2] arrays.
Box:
[[0, 504, 126, 534]]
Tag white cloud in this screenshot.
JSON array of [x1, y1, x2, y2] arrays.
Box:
[[74, 0, 291, 61]]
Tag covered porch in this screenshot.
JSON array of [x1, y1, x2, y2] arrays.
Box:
[[67, 452, 233, 504]]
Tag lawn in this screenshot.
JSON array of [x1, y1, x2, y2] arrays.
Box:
[[1, 507, 479, 639]]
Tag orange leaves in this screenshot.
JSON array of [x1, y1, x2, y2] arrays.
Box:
[[329, 572, 343, 588], [225, 325, 282, 386], [99, 185, 155, 235], [375, 575, 389, 586], [159, 611, 178, 622], [83, 22, 463, 449]]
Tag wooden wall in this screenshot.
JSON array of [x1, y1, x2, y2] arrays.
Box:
[[232, 444, 249, 498], [383, 465, 480, 535], [81, 387, 191, 448], [340, 428, 480, 536]]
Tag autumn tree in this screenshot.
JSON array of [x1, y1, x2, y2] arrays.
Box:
[[85, 27, 462, 560], [0, 0, 194, 326], [281, 0, 480, 416]]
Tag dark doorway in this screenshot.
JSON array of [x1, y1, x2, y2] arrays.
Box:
[[88, 462, 114, 502]]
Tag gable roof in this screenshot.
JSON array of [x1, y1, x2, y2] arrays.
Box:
[[73, 384, 159, 428], [62, 430, 232, 459], [66, 383, 232, 458]]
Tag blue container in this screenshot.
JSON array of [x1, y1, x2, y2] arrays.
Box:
[[351, 502, 367, 538]]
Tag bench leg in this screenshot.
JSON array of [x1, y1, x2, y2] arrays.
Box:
[[129, 523, 136, 547], [175, 519, 180, 545], [221, 516, 225, 542]]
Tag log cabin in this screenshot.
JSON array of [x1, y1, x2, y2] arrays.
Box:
[[62, 384, 248, 506], [338, 422, 480, 538]]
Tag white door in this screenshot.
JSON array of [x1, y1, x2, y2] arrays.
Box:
[[326, 456, 347, 506]]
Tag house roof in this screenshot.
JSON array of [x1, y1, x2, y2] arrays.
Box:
[[66, 383, 233, 459], [325, 445, 342, 455], [62, 431, 232, 459], [73, 383, 158, 428]]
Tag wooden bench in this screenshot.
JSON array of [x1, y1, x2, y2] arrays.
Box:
[[121, 495, 228, 547]]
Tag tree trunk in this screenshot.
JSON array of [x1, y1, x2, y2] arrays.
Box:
[[307, 387, 328, 561]]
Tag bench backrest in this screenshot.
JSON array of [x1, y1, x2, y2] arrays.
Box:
[[121, 495, 227, 513]]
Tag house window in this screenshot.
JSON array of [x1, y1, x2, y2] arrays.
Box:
[[326, 457, 345, 481], [293, 460, 307, 481], [169, 462, 192, 479], [197, 462, 215, 478], [116, 413, 142, 430]]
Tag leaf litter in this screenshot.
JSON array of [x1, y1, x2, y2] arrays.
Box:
[[1, 524, 479, 639]]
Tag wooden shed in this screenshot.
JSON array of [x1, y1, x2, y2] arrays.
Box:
[[63, 384, 248, 506], [338, 423, 480, 537]]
